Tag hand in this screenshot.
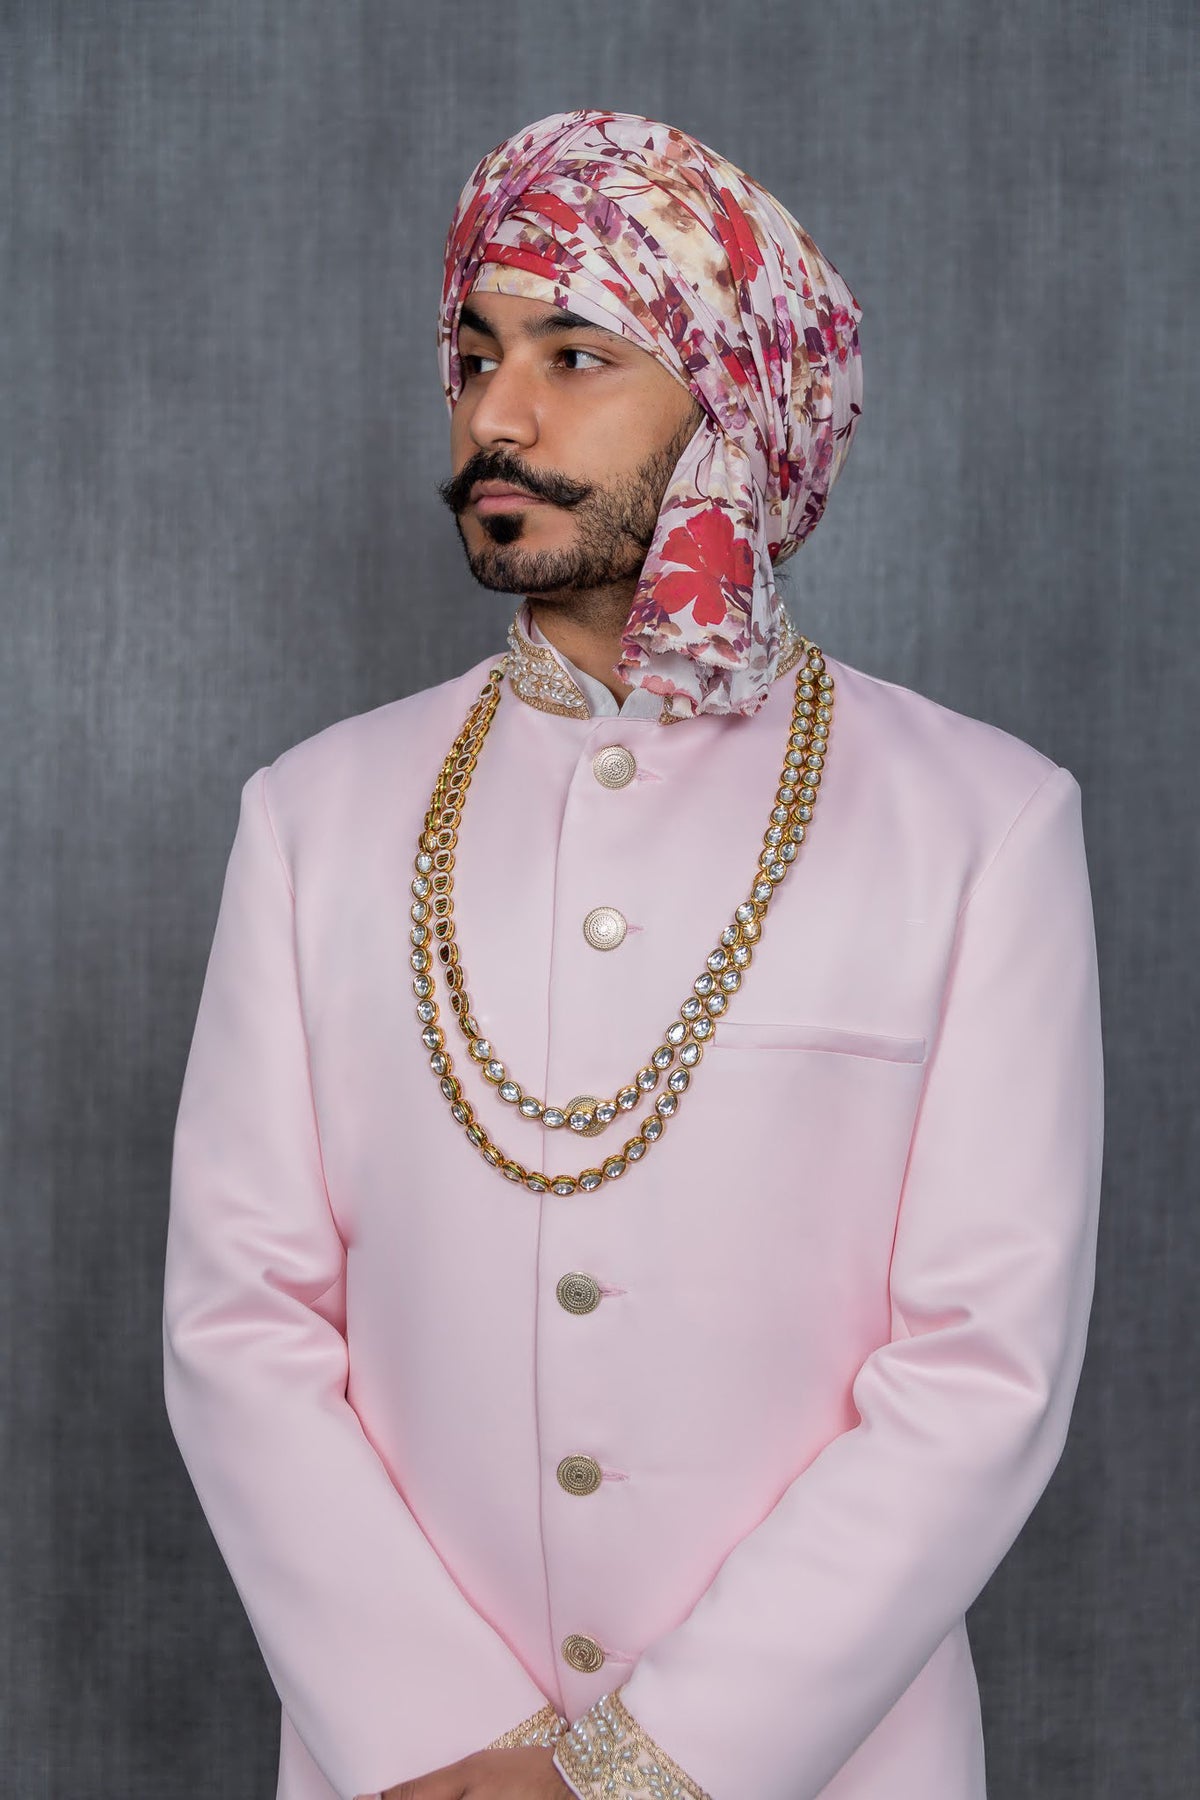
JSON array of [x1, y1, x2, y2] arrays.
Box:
[[381, 1744, 574, 1799]]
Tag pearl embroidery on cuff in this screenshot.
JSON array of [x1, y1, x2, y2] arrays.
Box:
[[553, 1687, 713, 1799]]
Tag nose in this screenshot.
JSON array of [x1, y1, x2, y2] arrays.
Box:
[[465, 355, 539, 453]]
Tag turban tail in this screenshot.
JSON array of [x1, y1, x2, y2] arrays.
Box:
[[438, 110, 863, 720]]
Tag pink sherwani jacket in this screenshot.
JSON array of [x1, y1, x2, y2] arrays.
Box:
[[162, 613, 1104, 1800]]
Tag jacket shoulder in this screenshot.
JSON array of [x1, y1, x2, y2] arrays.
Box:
[[823, 648, 1075, 870], [250, 649, 506, 854], [834, 650, 1059, 766]]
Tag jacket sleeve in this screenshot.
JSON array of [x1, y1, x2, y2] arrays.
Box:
[[552, 762, 1105, 1800], [162, 766, 554, 1800]]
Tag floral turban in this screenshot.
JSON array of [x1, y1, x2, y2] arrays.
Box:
[[437, 109, 864, 721]]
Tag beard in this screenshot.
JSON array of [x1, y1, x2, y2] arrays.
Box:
[[452, 409, 703, 602]]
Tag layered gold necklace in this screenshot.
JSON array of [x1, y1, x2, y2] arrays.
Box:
[[409, 639, 835, 1195]]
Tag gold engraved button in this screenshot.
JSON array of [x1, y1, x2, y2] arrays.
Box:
[[582, 905, 627, 951], [561, 1633, 606, 1673], [591, 744, 637, 789], [557, 1272, 601, 1313], [557, 1454, 603, 1496]]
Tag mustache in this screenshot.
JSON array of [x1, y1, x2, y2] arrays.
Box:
[[436, 457, 592, 513]]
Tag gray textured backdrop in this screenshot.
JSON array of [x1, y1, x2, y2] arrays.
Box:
[[3, 2, 1196, 1795]]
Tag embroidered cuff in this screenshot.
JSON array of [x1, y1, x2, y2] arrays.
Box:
[[484, 1699, 571, 1749], [552, 1686, 713, 1799]]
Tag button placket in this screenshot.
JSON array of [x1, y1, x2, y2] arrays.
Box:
[[555, 738, 641, 1673]]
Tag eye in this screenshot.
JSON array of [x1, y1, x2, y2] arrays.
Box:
[[459, 347, 609, 378], [557, 347, 608, 372]]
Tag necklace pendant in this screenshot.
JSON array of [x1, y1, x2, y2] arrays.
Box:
[[565, 1095, 606, 1137]]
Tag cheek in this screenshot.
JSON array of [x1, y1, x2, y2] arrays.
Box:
[[568, 391, 668, 484], [602, 376, 701, 461]]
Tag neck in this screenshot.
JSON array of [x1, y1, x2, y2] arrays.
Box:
[[525, 591, 636, 707]]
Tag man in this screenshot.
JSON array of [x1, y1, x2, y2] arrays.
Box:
[[162, 110, 1104, 1800]]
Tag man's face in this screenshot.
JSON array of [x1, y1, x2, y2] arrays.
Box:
[[438, 290, 705, 601]]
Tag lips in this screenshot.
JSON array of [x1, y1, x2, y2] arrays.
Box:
[[470, 480, 547, 507], [472, 489, 548, 512]]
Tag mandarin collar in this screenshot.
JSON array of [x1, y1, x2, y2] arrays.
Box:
[[503, 599, 807, 725]]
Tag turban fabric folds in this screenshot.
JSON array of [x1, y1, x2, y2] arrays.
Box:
[[438, 109, 864, 721]]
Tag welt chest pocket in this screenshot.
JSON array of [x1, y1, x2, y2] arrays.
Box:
[[709, 1018, 927, 1064]]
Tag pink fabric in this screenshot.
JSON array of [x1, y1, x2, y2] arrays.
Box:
[[437, 109, 864, 720], [164, 643, 1102, 1799]]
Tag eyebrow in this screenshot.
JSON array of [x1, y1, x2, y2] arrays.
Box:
[[458, 300, 624, 345]]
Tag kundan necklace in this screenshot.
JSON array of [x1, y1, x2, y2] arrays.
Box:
[[409, 638, 835, 1196]]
